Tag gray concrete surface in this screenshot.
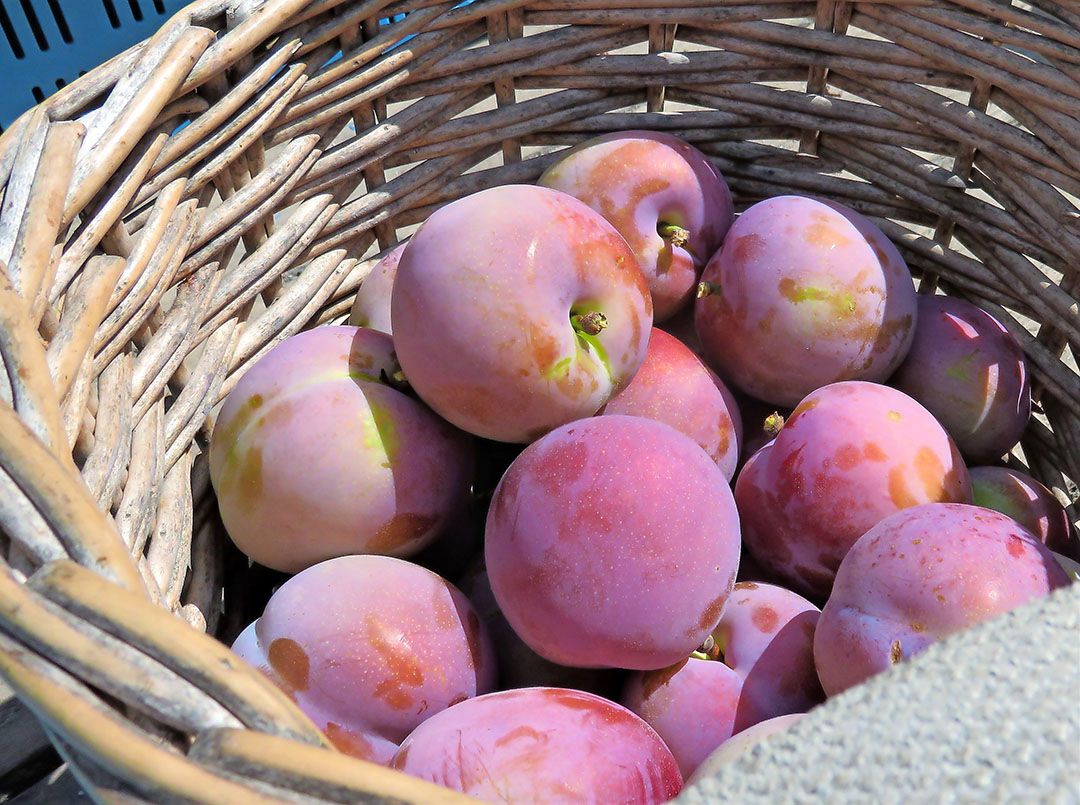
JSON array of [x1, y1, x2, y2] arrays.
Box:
[[683, 582, 1080, 804]]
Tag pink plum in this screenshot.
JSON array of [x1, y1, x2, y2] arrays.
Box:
[[814, 503, 1070, 695], [686, 713, 805, 785], [231, 556, 495, 749], [233, 620, 399, 765], [736, 381, 972, 598], [539, 130, 734, 321], [486, 415, 742, 670], [348, 243, 405, 334], [209, 326, 474, 573], [695, 195, 917, 407], [970, 465, 1077, 559], [623, 582, 823, 777], [601, 327, 742, 480], [391, 184, 652, 443], [391, 688, 682, 804], [891, 295, 1030, 463]]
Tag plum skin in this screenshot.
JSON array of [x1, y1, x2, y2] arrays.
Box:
[[601, 327, 742, 481], [348, 244, 405, 334], [230, 555, 496, 750], [390, 184, 653, 443], [391, 687, 682, 804], [695, 195, 917, 407], [209, 326, 474, 573], [622, 582, 823, 778], [686, 713, 805, 786], [813, 503, 1071, 696], [891, 294, 1030, 464], [539, 130, 734, 322], [485, 415, 742, 670], [969, 465, 1077, 559], [735, 381, 972, 598]]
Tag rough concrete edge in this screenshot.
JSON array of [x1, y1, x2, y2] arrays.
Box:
[[681, 582, 1080, 803]]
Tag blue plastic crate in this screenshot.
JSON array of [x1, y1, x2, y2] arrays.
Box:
[[0, 1, 473, 132], [0, 0, 192, 131]]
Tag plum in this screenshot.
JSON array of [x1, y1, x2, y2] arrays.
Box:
[[486, 415, 741, 670], [736, 381, 972, 598], [209, 326, 474, 573], [601, 327, 742, 480], [970, 466, 1077, 559], [539, 130, 734, 321], [695, 195, 917, 407], [459, 564, 625, 699], [623, 582, 822, 777], [814, 503, 1070, 695], [234, 619, 402, 764], [891, 295, 1030, 463], [391, 184, 652, 443], [391, 688, 682, 803], [686, 713, 805, 785], [230, 556, 495, 751], [348, 244, 405, 334]]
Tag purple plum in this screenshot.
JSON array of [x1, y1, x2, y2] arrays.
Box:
[[695, 195, 917, 407], [814, 503, 1070, 695]]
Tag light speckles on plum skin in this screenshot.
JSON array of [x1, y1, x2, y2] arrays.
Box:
[[813, 503, 1071, 696], [735, 382, 972, 599], [694, 195, 917, 408], [233, 555, 496, 747], [485, 415, 741, 671], [390, 687, 682, 804]]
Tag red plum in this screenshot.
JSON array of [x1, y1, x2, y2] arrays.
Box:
[[230, 556, 495, 749], [391, 688, 682, 804], [735, 381, 971, 598], [485, 415, 741, 670]]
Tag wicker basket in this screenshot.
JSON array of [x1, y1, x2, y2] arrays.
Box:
[[0, 0, 1076, 801]]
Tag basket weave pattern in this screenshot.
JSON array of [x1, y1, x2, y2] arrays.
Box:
[[0, 0, 1077, 800]]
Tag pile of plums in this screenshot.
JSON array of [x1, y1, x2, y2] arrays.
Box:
[[209, 130, 1077, 804]]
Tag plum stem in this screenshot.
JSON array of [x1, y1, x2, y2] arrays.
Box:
[[691, 635, 723, 662], [696, 281, 720, 299], [889, 640, 903, 665], [763, 412, 786, 437], [658, 222, 690, 248], [572, 311, 608, 336]]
